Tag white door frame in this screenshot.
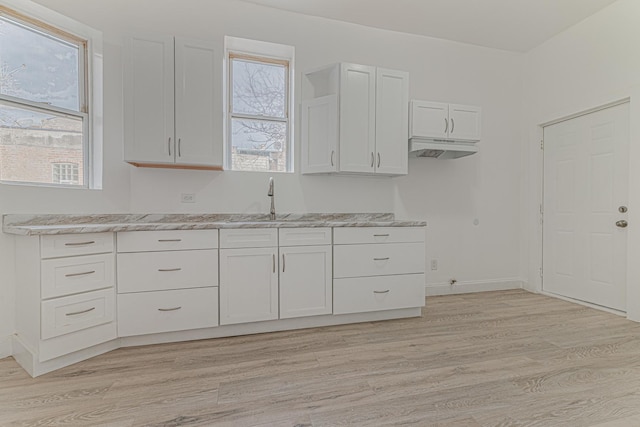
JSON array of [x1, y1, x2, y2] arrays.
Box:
[[530, 96, 640, 321]]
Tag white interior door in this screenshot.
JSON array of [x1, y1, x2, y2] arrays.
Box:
[[543, 103, 629, 311]]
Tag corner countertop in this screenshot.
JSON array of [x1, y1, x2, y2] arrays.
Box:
[[2, 213, 427, 236]]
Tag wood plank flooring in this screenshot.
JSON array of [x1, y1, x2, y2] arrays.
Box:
[[3, 290, 640, 426]]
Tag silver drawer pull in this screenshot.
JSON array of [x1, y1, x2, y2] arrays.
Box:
[[158, 268, 182, 272], [158, 306, 182, 312], [158, 239, 182, 242], [373, 257, 390, 261], [66, 307, 96, 316], [64, 241, 95, 246], [373, 234, 390, 237], [374, 290, 390, 294], [65, 270, 96, 278]]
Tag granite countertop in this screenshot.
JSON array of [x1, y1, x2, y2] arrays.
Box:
[[2, 213, 427, 236]]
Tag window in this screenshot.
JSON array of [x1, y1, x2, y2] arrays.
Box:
[[0, 5, 101, 188], [52, 162, 79, 185], [225, 37, 294, 172]]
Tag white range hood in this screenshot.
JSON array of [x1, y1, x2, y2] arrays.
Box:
[[408, 100, 481, 159], [409, 140, 478, 159]]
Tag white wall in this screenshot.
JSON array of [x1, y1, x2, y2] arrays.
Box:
[[522, 0, 640, 319], [0, 0, 525, 356], [36, 0, 523, 284]]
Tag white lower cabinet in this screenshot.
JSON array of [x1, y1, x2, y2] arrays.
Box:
[[116, 230, 219, 337], [279, 245, 332, 319], [219, 246, 279, 325], [118, 287, 218, 336], [13, 233, 117, 367], [333, 227, 426, 314]]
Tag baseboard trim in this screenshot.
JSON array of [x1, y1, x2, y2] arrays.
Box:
[[0, 335, 12, 360], [426, 279, 524, 296]]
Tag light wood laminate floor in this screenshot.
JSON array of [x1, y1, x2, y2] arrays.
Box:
[[3, 290, 640, 426]]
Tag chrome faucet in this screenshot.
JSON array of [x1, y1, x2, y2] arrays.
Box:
[[268, 177, 275, 220]]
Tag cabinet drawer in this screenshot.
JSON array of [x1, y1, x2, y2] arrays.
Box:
[[333, 227, 424, 245], [41, 288, 115, 340], [117, 287, 219, 337], [279, 228, 331, 246], [220, 228, 278, 249], [117, 230, 218, 253], [41, 253, 115, 299], [333, 274, 425, 315], [41, 233, 114, 259], [334, 242, 425, 278], [117, 249, 218, 293]]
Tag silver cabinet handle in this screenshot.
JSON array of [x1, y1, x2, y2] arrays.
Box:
[[444, 117, 448, 134], [616, 220, 628, 228], [371, 152, 374, 167], [158, 239, 182, 242], [273, 253, 276, 273], [65, 270, 96, 278], [451, 118, 455, 133], [282, 253, 285, 272], [373, 257, 390, 261], [330, 150, 335, 167], [178, 138, 182, 157], [64, 241, 95, 246], [158, 306, 182, 312], [66, 307, 95, 316], [373, 234, 390, 237], [158, 268, 182, 272], [374, 290, 390, 294], [168, 137, 172, 156], [377, 153, 381, 168]]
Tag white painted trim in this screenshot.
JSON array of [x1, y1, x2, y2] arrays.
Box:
[[120, 307, 421, 347], [11, 307, 422, 377], [425, 279, 523, 296], [540, 291, 626, 317], [0, 335, 12, 359], [12, 335, 120, 378]]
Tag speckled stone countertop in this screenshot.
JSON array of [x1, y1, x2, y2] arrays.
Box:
[[2, 213, 427, 236]]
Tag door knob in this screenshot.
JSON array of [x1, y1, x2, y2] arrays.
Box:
[[616, 220, 628, 228]]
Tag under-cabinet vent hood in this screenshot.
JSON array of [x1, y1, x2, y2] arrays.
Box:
[[409, 140, 478, 159], [409, 100, 481, 159]]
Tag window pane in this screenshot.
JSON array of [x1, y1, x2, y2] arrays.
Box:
[[0, 16, 80, 111], [0, 102, 84, 186], [232, 59, 285, 118], [231, 118, 286, 172]]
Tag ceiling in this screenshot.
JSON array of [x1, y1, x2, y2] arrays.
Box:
[[239, 0, 619, 52]]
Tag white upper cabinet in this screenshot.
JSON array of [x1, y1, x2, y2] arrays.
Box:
[[124, 35, 221, 169], [375, 68, 409, 175], [302, 63, 409, 176], [339, 63, 377, 173], [410, 100, 481, 142]]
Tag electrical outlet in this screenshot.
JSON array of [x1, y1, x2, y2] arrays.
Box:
[[430, 259, 438, 271], [181, 193, 196, 203]]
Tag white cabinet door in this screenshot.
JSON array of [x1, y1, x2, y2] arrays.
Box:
[[124, 34, 175, 164], [409, 100, 449, 140], [301, 95, 338, 174], [375, 68, 408, 175], [449, 104, 481, 142], [279, 245, 332, 319], [339, 63, 376, 173], [174, 38, 221, 167], [219, 247, 279, 325]]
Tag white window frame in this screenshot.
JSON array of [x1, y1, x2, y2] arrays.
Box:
[[52, 162, 79, 185], [224, 36, 295, 173], [0, 1, 103, 189]]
